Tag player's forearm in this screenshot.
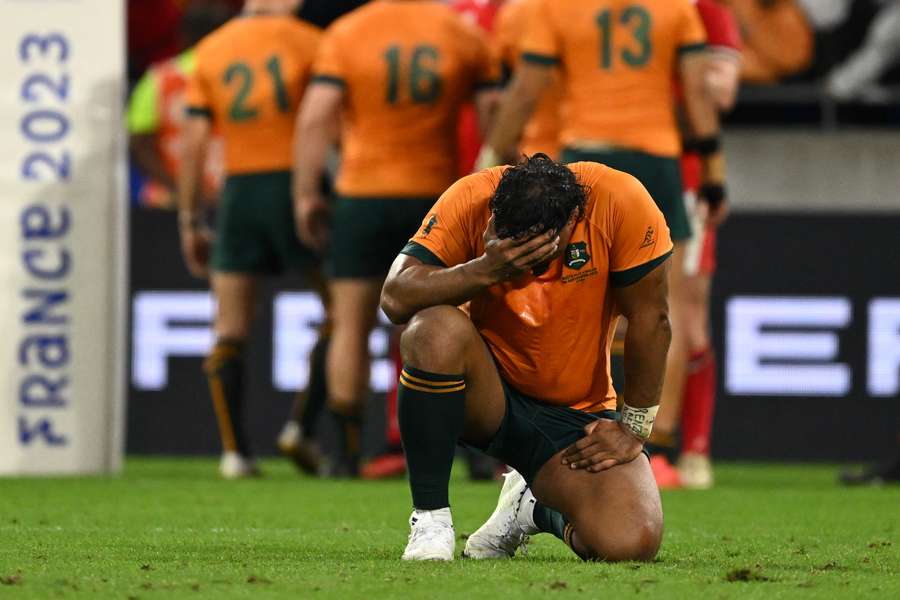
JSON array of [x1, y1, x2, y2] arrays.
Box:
[[293, 97, 339, 201], [683, 86, 726, 185], [622, 308, 671, 409], [484, 68, 545, 160], [130, 134, 175, 191], [176, 143, 206, 223], [381, 260, 493, 325]]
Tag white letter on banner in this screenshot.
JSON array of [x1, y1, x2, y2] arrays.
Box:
[[868, 298, 900, 397], [273, 292, 324, 392], [726, 296, 851, 396], [132, 292, 214, 390], [272, 292, 395, 392]]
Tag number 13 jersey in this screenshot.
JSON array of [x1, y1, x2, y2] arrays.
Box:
[[521, 0, 706, 159], [313, 0, 499, 198]]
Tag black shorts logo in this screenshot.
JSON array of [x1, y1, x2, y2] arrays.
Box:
[[565, 241, 590, 270]]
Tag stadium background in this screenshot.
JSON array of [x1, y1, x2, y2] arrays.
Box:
[[0, 1, 898, 596], [3, 0, 898, 473], [124, 0, 900, 464]]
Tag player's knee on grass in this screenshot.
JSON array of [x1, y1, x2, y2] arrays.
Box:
[[400, 306, 475, 373], [573, 513, 662, 562]]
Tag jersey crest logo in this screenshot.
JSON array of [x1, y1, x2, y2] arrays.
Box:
[[423, 214, 438, 236], [639, 226, 655, 248], [564, 242, 590, 270]]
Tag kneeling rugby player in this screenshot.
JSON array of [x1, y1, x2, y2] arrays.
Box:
[[380, 154, 671, 561]]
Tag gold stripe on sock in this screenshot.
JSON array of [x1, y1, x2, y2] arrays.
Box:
[[400, 370, 464, 388], [208, 373, 238, 452], [399, 376, 466, 394]]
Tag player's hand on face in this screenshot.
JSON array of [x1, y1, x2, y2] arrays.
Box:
[[561, 418, 644, 473], [179, 224, 212, 279], [477, 216, 560, 284], [296, 192, 331, 252]]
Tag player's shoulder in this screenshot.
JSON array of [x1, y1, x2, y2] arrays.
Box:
[[570, 162, 650, 222], [192, 18, 237, 59], [496, 0, 528, 26], [442, 168, 504, 209], [326, 0, 400, 32], [282, 16, 323, 40]]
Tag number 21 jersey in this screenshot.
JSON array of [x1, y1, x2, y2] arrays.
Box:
[[185, 15, 321, 176]]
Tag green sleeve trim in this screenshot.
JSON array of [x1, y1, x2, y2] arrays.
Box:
[[677, 43, 707, 56], [311, 74, 346, 87], [521, 52, 560, 66], [401, 241, 447, 268], [186, 106, 212, 118], [126, 72, 160, 134], [610, 250, 672, 287]]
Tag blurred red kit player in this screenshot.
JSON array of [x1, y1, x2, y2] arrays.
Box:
[[677, 0, 742, 487], [451, 0, 505, 174]]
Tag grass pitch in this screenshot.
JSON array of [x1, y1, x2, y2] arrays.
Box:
[[1, 459, 897, 599]]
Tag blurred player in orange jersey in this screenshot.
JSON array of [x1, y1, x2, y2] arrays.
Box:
[[492, 0, 562, 159], [670, 0, 742, 489], [294, 0, 499, 477], [179, 0, 324, 479], [127, 3, 231, 208], [479, 0, 725, 490]]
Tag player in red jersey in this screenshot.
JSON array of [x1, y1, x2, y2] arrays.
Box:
[[652, 0, 742, 489], [451, 0, 505, 174]]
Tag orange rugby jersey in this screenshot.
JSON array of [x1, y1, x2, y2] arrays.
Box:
[[313, 0, 499, 198], [520, 0, 706, 158], [186, 15, 321, 175], [493, 0, 563, 159], [404, 162, 673, 412]]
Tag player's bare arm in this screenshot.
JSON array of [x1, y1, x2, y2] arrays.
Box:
[[130, 133, 176, 193], [562, 260, 672, 472], [680, 53, 728, 223], [177, 114, 213, 278], [478, 62, 553, 168], [381, 219, 559, 324], [292, 81, 342, 251], [473, 87, 502, 139]]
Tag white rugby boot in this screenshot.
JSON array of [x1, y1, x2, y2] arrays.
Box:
[[219, 451, 260, 480], [677, 452, 714, 489], [463, 469, 538, 559], [402, 508, 455, 561]]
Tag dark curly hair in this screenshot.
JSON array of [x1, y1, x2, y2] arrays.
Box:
[[489, 153, 588, 240]]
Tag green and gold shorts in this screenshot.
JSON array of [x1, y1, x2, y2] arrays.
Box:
[[327, 195, 436, 279], [473, 377, 621, 485], [212, 171, 318, 275]]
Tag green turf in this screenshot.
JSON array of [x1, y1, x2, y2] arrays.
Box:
[[0, 459, 897, 599]]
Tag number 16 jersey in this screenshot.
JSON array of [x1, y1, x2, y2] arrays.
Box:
[[185, 15, 321, 176], [313, 0, 498, 198]]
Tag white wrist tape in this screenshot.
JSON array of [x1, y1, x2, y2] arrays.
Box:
[[620, 403, 658, 441]]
